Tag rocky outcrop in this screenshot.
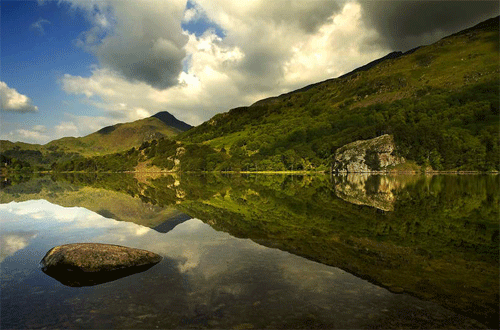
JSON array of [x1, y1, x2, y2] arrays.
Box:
[[332, 134, 404, 173], [40, 243, 162, 287]]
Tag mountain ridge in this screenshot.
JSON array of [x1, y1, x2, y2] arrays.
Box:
[[172, 16, 499, 172], [1, 111, 191, 170], [4, 16, 500, 173], [152, 111, 193, 131]]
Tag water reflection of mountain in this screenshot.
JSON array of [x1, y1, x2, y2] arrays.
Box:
[[171, 174, 499, 328], [2, 173, 498, 328], [0, 176, 184, 229], [153, 213, 192, 233]]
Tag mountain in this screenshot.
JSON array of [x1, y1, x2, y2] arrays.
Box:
[[153, 111, 193, 131], [45, 114, 189, 156], [1, 111, 191, 170], [11, 17, 500, 174], [172, 16, 499, 172]]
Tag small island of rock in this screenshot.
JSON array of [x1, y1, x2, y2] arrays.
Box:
[[40, 243, 162, 287]]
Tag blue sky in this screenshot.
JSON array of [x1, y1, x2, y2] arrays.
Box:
[[1, 0, 498, 144], [2, 1, 96, 137]]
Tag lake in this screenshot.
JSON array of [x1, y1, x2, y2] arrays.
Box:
[[1, 173, 498, 329]]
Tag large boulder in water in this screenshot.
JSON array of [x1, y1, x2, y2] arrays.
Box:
[[40, 243, 162, 287]]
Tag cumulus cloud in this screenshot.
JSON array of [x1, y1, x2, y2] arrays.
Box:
[[0, 125, 50, 144], [0, 115, 116, 144], [0, 82, 39, 113], [50, 115, 118, 140], [59, 1, 389, 126], [30, 18, 51, 35], [183, 1, 204, 23], [359, 0, 500, 51], [193, 0, 345, 92], [62, 0, 188, 89], [0, 232, 38, 263], [48, 0, 498, 138]]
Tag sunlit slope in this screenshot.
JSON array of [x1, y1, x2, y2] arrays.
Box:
[[180, 17, 499, 171], [46, 117, 183, 156], [1, 112, 192, 169]]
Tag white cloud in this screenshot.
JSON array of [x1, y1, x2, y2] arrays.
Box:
[[52, 115, 117, 138], [183, 7, 200, 23], [0, 124, 52, 144], [54, 121, 79, 137], [2, 0, 389, 144], [0, 81, 39, 113], [0, 232, 38, 263], [58, 1, 388, 127], [62, 0, 188, 89], [30, 18, 51, 35], [14, 129, 50, 142], [32, 125, 47, 133], [0, 115, 116, 144], [282, 2, 387, 87]]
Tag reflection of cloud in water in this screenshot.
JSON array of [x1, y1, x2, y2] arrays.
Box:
[[0, 201, 402, 301], [0, 200, 151, 241], [0, 231, 37, 263], [151, 220, 238, 275], [1, 199, 485, 328], [177, 247, 201, 273], [0, 200, 362, 295], [0, 200, 232, 279]]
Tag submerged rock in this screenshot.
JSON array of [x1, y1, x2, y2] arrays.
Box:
[[40, 243, 162, 287]]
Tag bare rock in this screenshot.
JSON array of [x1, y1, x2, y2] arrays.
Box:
[[332, 134, 405, 173], [40, 243, 162, 286]]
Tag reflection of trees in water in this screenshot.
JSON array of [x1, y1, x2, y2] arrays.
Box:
[[2, 173, 499, 327], [171, 174, 499, 328]]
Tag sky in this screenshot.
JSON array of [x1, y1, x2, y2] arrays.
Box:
[[1, 0, 498, 144]]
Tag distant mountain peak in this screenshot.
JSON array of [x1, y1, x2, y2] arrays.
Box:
[[152, 112, 192, 132]]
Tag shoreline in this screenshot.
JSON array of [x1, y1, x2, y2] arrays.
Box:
[[3, 170, 498, 176]]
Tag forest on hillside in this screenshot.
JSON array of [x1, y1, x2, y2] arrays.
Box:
[[7, 17, 500, 174]]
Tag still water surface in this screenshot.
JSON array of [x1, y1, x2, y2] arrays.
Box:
[[1, 174, 498, 329]]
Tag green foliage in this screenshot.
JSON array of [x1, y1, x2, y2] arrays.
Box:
[[52, 148, 141, 172], [3, 171, 497, 326], [1, 114, 187, 171], [176, 21, 499, 172], [13, 19, 500, 173], [365, 149, 381, 170], [0, 154, 33, 172]]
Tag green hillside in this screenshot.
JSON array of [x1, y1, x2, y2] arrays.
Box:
[[174, 16, 499, 172], [46, 116, 183, 156], [1, 112, 191, 172], [29, 17, 500, 173]]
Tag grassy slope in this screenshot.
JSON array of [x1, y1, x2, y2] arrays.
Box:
[[1, 115, 187, 169], [178, 17, 499, 171], [46, 117, 183, 156], [14, 17, 498, 173]]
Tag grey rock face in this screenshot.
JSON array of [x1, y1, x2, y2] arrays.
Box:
[[40, 243, 162, 286], [332, 134, 405, 173]]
